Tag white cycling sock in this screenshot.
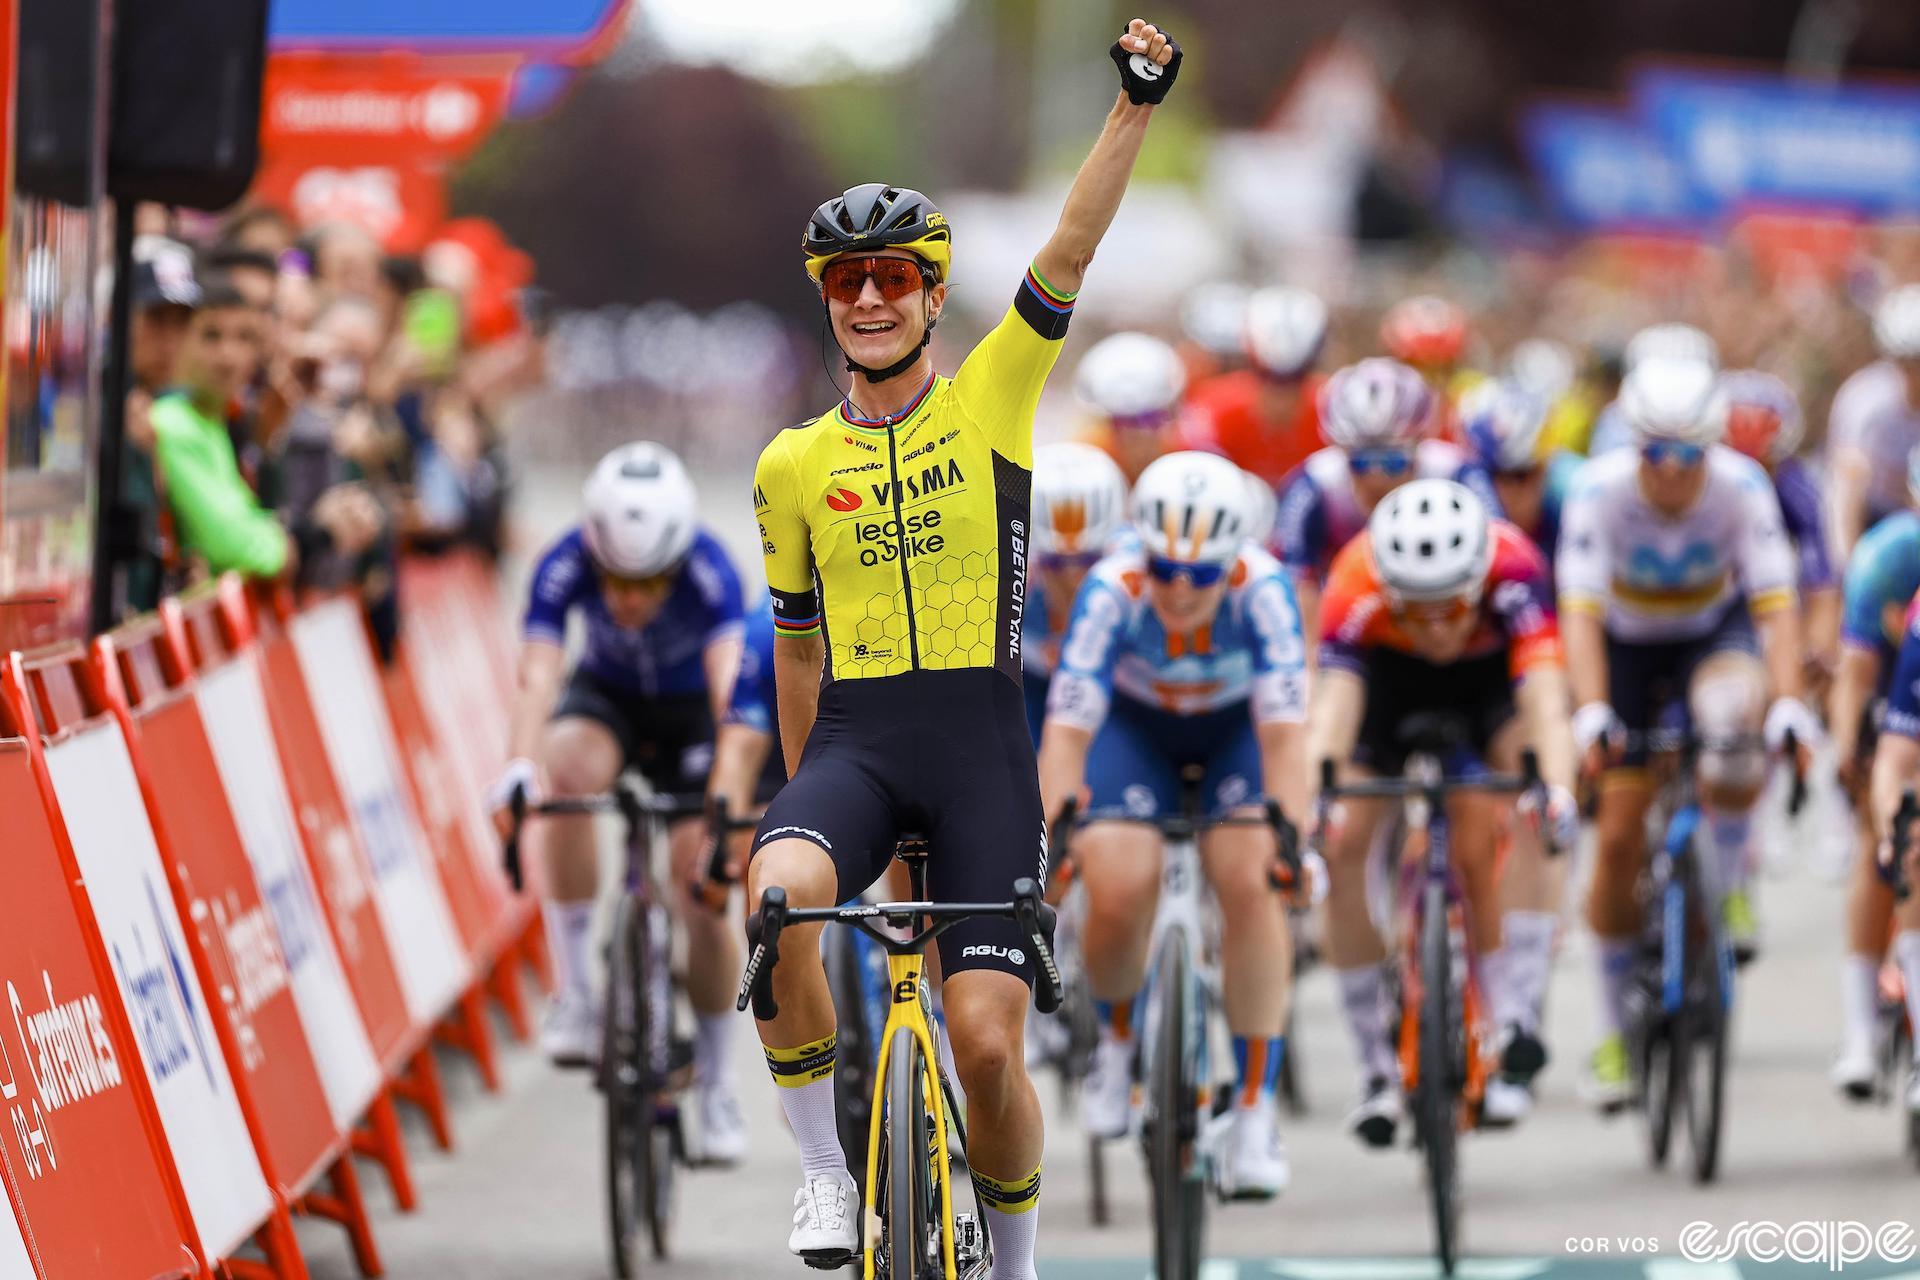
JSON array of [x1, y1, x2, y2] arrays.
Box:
[[1335, 965, 1395, 1082], [1842, 952, 1880, 1058], [1479, 947, 1520, 1033], [971, 1166, 1040, 1280], [773, 1069, 845, 1180], [1705, 808, 1753, 898], [1594, 938, 1636, 1039], [543, 899, 596, 1003], [1896, 933, 1920, 1065], [1501, 911, 1559, 1035], [694, 1011, 733, 1090]]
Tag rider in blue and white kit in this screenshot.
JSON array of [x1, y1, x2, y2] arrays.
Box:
[[487, 443, 752, 1162], [1036, 450, 1312, 1202]]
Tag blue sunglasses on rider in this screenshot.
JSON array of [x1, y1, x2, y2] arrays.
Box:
[[1349, 448, 1413, 477], [1640, 439, 1706, 467], [1147, 556, 1228, 587]]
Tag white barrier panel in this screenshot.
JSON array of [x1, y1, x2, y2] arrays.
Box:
[[196, 659, 384, 1131], [43, 726, 272, 1261], [2, 1205, 36, 1280], [290, 600, 467, 1021]]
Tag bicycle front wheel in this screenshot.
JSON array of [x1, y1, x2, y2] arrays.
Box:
[[1146, 927, 1204, 1280], [1416, 881, 1460, 1276], [827, 926, 878, 1197], [882, 1026, 938, 1279], [1682, 925, 1727, 1184], [603, 894, 661, 1276]]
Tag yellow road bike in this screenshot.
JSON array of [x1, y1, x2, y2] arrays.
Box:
[[738, 839, 1063, 1279]]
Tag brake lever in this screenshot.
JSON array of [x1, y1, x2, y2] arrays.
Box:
[[503, 783, 527, 892], [1782, 728, 1809, 818], [737, 887, 788, 1019], [1886, 789, 1918, 903], [1264, 798, 1305, 894], [1013, 877, 1063, 1015], [692, 793, 735, 913]]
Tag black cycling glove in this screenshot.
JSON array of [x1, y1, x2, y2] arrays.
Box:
[[1110, 30, 1182, 106]]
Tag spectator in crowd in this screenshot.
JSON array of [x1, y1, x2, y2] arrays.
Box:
[[154, 276, 380, 583], [308, 221, 387, 302], [220, 205, 298, 260], [121, 243, 201, 611]]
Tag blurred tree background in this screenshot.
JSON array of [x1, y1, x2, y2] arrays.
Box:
[[452, 0, 1920, 319]]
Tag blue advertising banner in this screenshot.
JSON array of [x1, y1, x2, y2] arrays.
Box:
[[1633, 65, 1920, 217], [1520, 102, 1705, 231], [270, 0, 624, 59]]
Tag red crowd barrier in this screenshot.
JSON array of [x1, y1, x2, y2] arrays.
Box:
[[0, 551, 536, 1278]]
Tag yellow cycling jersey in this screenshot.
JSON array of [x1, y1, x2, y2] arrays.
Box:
[[753, 263, 1077, 684]]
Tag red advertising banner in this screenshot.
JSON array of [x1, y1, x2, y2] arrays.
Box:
[[0, 676, 201, 1280], [261, 54, 515, 166], [251, 156, 449, 252]]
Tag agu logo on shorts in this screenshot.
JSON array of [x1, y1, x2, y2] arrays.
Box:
[[826, 487, 863, 513]]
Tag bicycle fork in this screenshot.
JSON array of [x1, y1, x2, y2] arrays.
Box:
[[864, 951, 962, 1280]]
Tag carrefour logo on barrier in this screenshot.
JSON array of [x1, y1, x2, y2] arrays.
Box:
[[0, 970, 129, 1181], [194, 887, 293, 1075], [112, 877, 218, 1093]]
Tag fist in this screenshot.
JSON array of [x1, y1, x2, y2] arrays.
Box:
[[1111, 19, 1182, 106], [1119, 18, 1175, 69]]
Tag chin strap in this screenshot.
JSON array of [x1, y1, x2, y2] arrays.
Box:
[[831, 291, 938, 385]]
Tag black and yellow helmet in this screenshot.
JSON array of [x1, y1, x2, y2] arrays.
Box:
[[803, 183, 951, 284]]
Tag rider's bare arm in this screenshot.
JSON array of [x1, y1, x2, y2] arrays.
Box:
[[1515, 665, 1578, 794], [1827, 448, 1873, 562], [1560, 607, 1610, 711], [703, 634, 746, 729], [508, 639, 568, 766], [1753, 601, 1807, 702], [1037, 720, 1095, 826], [1305, 666, 1366, 787], [1257, 720, 1309, 824], [1031, 19, 1173, 296], [1292, 580, 1322, 676], [772, 633, 824, 778], [1829, 644, 1881, 784], [1869, 731, 1920, 847], [1804, 586, 1842, 677]]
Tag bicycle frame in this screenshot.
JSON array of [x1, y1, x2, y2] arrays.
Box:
[[738, 872, 1062, 1280]]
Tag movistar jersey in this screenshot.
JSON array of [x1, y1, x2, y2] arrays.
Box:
[[1841, 510, 1920, 669], [752, 265, 1076, 684]]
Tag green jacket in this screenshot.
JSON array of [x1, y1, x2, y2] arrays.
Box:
[[151, 393, 289, 578]]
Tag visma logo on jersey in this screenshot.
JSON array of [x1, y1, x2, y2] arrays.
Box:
[[872, 459, 964, 507], [825, 487, 863, 513], [854, 506, 946, 566]]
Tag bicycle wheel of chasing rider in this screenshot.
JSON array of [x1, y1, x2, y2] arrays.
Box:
[[1146, 927, 1205, 1280], [827, 925, 877, 1197], [603, 893, 674, 1274], [1416, 881, 1461, 1276], [881, 1026, 939, 1279], [1681, 904, 1728, 1185]]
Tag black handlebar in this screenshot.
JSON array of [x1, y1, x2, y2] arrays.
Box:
[[1782, 728, 1809, 818], [499, 781, 742, 897], [504, 782, 529, 891], [1886, 789, 1917, 903], [736, 878, 1064, 1020]]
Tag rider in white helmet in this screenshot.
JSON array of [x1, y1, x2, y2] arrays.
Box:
[[1307, 477, 1577, 1137], [1586, 323, 1720, 457], [488, 442, 754, 1162], [1024, 441, 1131, 740], [1037, 449, 1313, 1199], [1180, 281, 1253, 376], [1828, 284, 1920, 559], [1074, 331, 1187, 484], [1275, 357, 1500, 648], [1558, 356, 1816, 1104], [1185, 286, 1333, 489]]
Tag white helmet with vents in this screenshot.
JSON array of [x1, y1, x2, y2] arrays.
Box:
[[581, 442, 698, 577]]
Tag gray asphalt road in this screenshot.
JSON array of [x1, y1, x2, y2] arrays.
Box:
[[288, 465, 1919, 1278]]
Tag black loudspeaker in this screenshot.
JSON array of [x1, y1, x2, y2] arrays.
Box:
[[14, 0, 103, 207], [108, 0, 269, 210]]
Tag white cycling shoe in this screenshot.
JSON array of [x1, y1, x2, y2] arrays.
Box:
[[696, 1082, 749, 1166], [1079, 1038, 1134, 1139], [1211, 1099, 1290, 1201], [1479, 1076, 1533, 1129], [1348, 1074, 1403, 1149], [540, 990, 601, 1069], [789, 1168, 859, 1263], [1831, 1041, 1876, 1102]]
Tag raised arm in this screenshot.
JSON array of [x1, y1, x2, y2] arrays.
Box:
[[1031, 19, 1180, 296]]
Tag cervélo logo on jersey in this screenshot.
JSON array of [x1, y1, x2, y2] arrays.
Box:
[[871, 458, 964, 506]]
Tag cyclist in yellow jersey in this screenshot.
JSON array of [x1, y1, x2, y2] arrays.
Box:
[[746, 19, 1182, 1275]]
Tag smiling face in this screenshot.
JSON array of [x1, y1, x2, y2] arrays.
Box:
[[1147, 574, 1228, 633], [823, 249, 944, 372]]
